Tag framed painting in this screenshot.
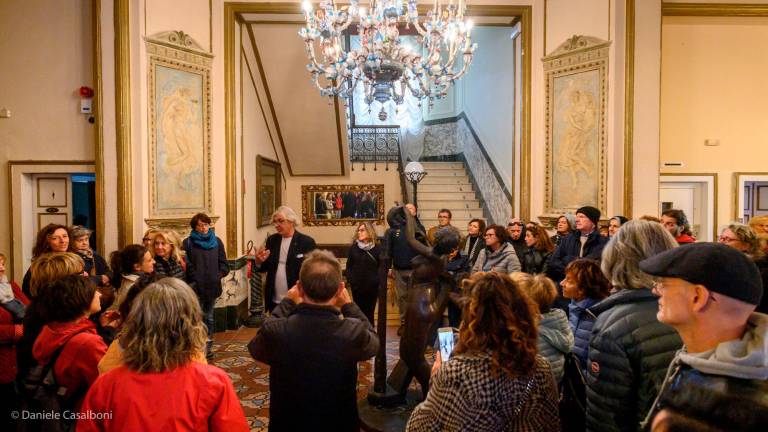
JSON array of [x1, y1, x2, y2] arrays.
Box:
[[301, 184, 384, 226], [146, 31, 213, 230], [543, 35, 610, 218], [256, 156, 282, 227]]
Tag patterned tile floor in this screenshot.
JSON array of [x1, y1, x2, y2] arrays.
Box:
[[211, 325, 427, 432]]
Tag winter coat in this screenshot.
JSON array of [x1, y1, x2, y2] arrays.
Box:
[[585, 288, 682, 432], [256, 231, 316, 310], [458, 234, 485, 268], [674, 233, 696, 245], [568, 297, 601, 373], [643, 312, 768, 429], [472, 242, 521, 274], [406, 353, 561, 432], [183, 235, 229, 303], [537, 309, 574, 383], [32, 317, 107, 406], [154, 255, 185, 280], [547, 230, 609, 282], [110, 273, 139, 311], [523, 248, 552, 275], [78, 362, 249, 432], [0, 280, 29, 383], [753, 256, 768, 314], [345, 242, 381, 291], [76, 250, 113, 286]]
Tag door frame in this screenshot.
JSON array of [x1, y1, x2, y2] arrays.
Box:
[[7, 161, 96, 281], [659, 173, 717, 242], [734, 172, 768, 223]]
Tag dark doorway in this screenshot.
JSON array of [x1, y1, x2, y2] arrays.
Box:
[[71, 173, 97, 251]]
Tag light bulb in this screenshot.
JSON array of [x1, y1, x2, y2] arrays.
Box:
[[302, 1, 313, 13], [465, 20, 474, 32]]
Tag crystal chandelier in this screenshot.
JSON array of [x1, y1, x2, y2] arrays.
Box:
[[299, 0, 477, 120]]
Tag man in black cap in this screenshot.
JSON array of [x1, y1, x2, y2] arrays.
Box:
[[547, 206, 609, 284], [640, 243, 768, 430]]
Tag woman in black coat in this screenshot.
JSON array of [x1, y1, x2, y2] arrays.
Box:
[[346, 222, 380, 325]]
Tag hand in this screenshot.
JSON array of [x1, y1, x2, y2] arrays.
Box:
[[431, 350, 442, 377], [335, 285, 352, 308], [99, 310, 122, 328], [286, 284, 303, 304], [254, 247, 271, 264], [100, 275, 110, 285]]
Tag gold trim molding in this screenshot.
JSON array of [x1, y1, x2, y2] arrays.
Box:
[[662, 2, 768, 16], [624, 0, 635, 219], [115, 0, 132, 248], [92, 0, 105, 255], [145, 215, 219, 239], [732, 172, 768, 221]]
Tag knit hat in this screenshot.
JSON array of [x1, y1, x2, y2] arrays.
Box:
[[639, 243, 763, 306], [576, 206, 601, 226], [561, 213, 576, 231]]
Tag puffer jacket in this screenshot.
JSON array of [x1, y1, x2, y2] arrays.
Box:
[[585, 288, 682, 432], [523, 248, 551, 275], [471, 242, 521, 274], [568, 297, 601, 373], [538, 309, 574, 383]]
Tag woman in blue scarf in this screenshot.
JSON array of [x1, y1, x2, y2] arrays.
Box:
[[183, 213, 229, 360]]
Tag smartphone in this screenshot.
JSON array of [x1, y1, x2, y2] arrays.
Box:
[[437, 327, 455, 362]]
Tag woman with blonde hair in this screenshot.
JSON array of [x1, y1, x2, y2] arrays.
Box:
[[718, 222, 768, 313], [346, 221, 380, 324], [748, 214, 768, 235], [152, 230, 186, 279], [78, 278, 248, 431], [406, 272, 560, 432]]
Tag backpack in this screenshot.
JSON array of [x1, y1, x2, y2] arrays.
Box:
[[17, 333, 87, 432]]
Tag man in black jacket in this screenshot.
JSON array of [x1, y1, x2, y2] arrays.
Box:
[[253, 206, 316, 313], [547, 206, 609, 283], [248, 250, 378, 432]]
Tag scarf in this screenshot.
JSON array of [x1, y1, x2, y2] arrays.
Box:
[[356, 240, 375, 251], [0, 275, 13, 304], [190, 228, 219, 250], [77, 248, 94, 260]]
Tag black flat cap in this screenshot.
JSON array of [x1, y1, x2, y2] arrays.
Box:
[[639, 243, 763, 305]]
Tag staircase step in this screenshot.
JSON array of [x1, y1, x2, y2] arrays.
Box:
[[421, 219, 475, 230], [420, 184, 475, 193], [420, 162, 465, 170], [419, 199, 481, 209], [419, 191, 477, 201], [423, 168, 466, 177], [420, 209, 484, 220], [421, 175, 470, 185]]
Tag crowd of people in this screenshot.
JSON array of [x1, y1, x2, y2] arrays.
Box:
[[1, 202, 766, 431]]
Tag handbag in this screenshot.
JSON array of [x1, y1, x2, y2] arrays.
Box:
[[559, 352, 587, 432]]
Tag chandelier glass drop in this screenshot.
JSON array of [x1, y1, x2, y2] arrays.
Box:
[[299, 0, 477, 118]]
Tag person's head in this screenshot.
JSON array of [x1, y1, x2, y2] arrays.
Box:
[[70, 225, 92, 252], [718, 223, 760, 257], [640, 215, 662, 223], [748, 215, 768, 235], [484, 225, 509, 250], [575, 206, 601, 234], [38, 274, 100, 323], [661, 209, 689, 237], [556, 214, 576, 235], [506, 218, 523, 240], [110, 244, 154, 280], [271, 206, 298, 237], [467, 218, 486, 237], [437, 209, 452, 227], [298, 250, 343, 303], [609, 216, 628, 237], [511, 272, 558, 314], [524, 224, 555, 253], [354, 222, 378, 245], [641, 243, 762, 350], [455, 272, 538, 379], [28, 252, 84, 297], [189, 213, 212, 235], [152, 230, 182, 262], [601, 220, 678, 291], [562, 259, 612, 302], [32, 224, 71, 258], [0, 253, 6, 278], [120, 278, 207, 373], [405, 203, 417, 216], [142, 228, 160, 248]]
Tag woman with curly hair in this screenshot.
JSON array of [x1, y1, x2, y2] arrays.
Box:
[[78, 278, 248, 431], [406, 272, 560, 432], [21, 223, 72, 297]]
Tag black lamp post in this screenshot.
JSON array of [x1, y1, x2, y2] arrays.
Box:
[[404, 161, 427, 205]]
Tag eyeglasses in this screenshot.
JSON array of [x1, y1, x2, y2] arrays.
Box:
[[718, 236, 739, 243], [357, 227, 367, 232], [142, 237, 151, 242]]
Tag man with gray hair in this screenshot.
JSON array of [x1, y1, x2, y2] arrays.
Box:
[[248, 250, 378, 431], [252, 206, 316, 314]]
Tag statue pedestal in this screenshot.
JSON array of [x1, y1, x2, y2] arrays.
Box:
[[358, 388, 423, 432]]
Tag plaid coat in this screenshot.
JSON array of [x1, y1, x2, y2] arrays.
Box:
[[406, 352, 560, 432]]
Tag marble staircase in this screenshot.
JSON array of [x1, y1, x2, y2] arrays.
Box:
[[417, 161, 484, 234]]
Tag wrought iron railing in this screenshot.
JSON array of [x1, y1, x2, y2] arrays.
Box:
[[349, 126, 401, 171]]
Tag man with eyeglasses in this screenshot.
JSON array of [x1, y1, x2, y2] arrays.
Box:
[[427, 209, 453, 246], [252, 206, 317, 314], [546, 206, 609, 287], [640, 243, 768, 430]]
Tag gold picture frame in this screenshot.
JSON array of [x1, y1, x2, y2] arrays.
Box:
[[256, 156, 282, 227], [146, 31, 214, 223], [301, 184, 384, 226], [543, 35, 610, 218]]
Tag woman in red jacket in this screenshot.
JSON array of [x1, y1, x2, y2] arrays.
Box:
[[32, 275, 107, 412], [0, 252, 29, 428], [77, 278, 248, 432]]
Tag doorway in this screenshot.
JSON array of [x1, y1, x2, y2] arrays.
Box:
[[659, 174, 717, 242]]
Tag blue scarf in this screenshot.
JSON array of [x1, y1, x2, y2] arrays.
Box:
[[190, 228, 218, 250]]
